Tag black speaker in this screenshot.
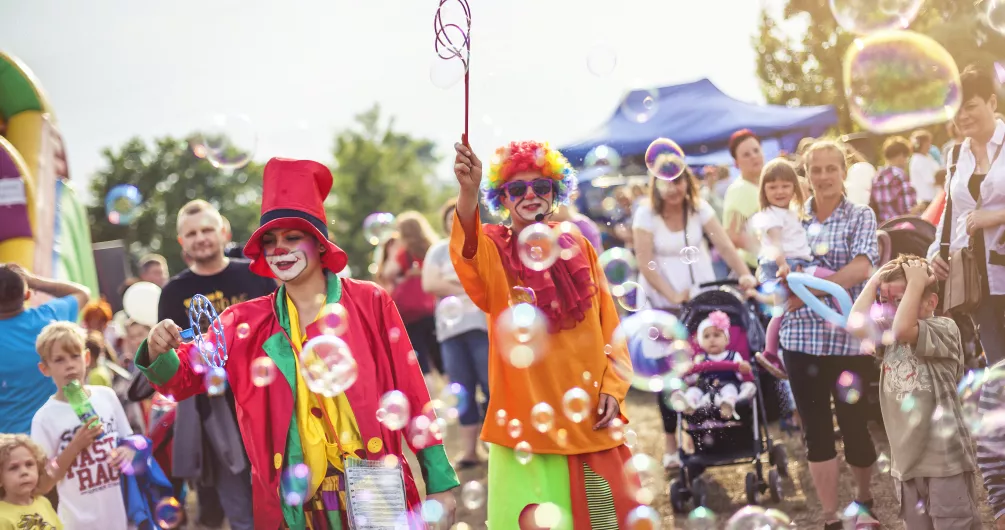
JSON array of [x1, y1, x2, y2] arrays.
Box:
[[91, 240, 130, 313]]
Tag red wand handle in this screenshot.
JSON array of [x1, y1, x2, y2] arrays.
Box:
[[434, 0, 471, 146]]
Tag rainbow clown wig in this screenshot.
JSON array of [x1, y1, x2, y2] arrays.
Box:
[[482, 140, 577, 218]]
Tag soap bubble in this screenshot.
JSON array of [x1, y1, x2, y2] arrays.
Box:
[[530, 402, 556, 433], [519, 502, 565, 529], [680, 246, 700, 264], [432, 382, 470, 421], [621, 87, 660, 123], [363, 212, 396, 246], [562, 387, 592, 423], [510, 286, 538, 306], [105, 185, 142, 225], [836, 370, 862, 404], [645, 138, 687, 181], [688, 507, 718, 529], [205, 366, 228, 396], [844, 31, 961, 134], [236, 322, 251, 339], [725, 505, 775, 529], [582, 145, 622, 179], [460, 481, 486, 509], [281, 463, 311, 505], [438, 296, 465, 327], [829, 0, 924, 34], [989, 1, 1005, 36], [764, 509, 794, 526], [251, 357, 277, 387], [197, 114, 257, 170], [430, 56, 467, 89], [514, 440, 533, 465], [154, 497, 184, 528], [624, 505, 661, 529], [876, 452, 891, 473], [299, 336, 358, 397], [586, 44, 617, 77], [317, 303, 349, 336], [616, 281, 647, 312], [496, 303, 548, 368], [613, 309, 690, 392], [517, 223, 560, 271], [377, 390, 410, 431], [507, 418, 523, 439], [599, 247, 638, 291]]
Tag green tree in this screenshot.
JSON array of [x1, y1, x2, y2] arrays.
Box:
[[88, 136, 264, 276], [755, 0, 1005, 135], [326, 104, 447, 279]]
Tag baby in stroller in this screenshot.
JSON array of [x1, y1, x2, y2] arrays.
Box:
[[669, 311, 757, 419]]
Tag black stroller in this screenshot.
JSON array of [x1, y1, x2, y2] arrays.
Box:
[[667, 282, 789, 512]]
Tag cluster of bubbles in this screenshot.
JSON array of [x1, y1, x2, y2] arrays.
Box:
[[363, 212, 397, 246], [191, 113, 257, 170], [598, 247, 644, 311], [829, 0, 962, 133]]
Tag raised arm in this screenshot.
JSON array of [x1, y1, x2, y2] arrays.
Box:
[[17, 265, 91, 310]]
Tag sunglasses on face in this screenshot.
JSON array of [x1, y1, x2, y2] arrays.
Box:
[[502, 179, 555, 200]]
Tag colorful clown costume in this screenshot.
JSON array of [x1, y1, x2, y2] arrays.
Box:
[[137, 158, 459, 530], [449, 209, 638, 528]]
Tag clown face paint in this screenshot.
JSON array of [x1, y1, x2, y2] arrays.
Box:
[[262, 229, 319, 282], [501, 171, 555, 226]]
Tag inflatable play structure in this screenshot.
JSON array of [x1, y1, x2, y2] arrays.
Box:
[[0, 51, 98, 297]]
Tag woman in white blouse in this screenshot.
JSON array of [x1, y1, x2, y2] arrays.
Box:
[[928, 64, 1005, 365], [632, 167, 756, 469]]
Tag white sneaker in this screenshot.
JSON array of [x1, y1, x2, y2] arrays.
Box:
[[662, 452, 682, 471], [738, 382, 757, 402], [718, 396, 736, 420], [667, 391, 691, 413]]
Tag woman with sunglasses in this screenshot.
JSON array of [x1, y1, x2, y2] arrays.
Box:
[[450, 139, 637, 529]]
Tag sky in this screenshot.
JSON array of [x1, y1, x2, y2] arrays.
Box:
[[1, 0, 782, 203]]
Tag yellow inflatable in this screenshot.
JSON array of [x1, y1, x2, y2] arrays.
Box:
[[0, 51, 98, 296]]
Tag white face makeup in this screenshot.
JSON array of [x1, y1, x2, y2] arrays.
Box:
[[262, 229, 320, 282]]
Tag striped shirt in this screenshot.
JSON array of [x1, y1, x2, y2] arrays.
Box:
[[779, 198, 879, 356], [977, 360, 1005, 520]]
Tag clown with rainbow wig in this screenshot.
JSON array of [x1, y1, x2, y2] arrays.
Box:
[[450, 139, 638, 528]]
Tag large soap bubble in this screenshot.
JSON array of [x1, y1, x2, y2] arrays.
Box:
[[844, 31, 961, 134], [829, 0, 924, 34]]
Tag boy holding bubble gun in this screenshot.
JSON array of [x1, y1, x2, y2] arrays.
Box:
[[451, 140, 639, 529], [850, 254, 981, 529]]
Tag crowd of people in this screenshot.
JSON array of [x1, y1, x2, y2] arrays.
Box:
[[0, 62, 1003, 530]]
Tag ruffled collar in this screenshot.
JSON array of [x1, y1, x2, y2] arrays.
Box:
[[483, 223, 597, 333]]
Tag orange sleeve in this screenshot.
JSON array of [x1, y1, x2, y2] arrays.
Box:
[[586, 240, 632, 407], [448, 209, 500, 313]]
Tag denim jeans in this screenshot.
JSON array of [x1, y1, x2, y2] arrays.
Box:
[[440, 330, 491, 426]]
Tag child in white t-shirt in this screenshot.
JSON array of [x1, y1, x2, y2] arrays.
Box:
[[29, 322, 135, 530], [751, 159, 833, 380]]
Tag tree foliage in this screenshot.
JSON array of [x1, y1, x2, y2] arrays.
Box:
[[87, 137, 265, 275], [755, 0, 1005, 135], [326, 104, 448, 279]]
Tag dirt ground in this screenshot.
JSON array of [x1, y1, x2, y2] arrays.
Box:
[[186, 388, 994, 529]]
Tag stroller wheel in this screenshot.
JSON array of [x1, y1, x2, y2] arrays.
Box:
[[669, 479, 689, 513], [744, 472, 759, 505], [768, 469, 784, 503], [770, 444, 789, 479], [691, 477, 709, 508]]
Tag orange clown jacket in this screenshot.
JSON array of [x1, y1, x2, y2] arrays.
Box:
[[136, 272, 458, 529], [450, 211, 633, 455]]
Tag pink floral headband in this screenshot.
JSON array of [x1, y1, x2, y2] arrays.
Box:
[[697, 311, 731, 342]]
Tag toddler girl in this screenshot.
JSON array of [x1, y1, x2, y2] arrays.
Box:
[[751, 159, 833, 379], [0, 434, 62, 529], [670, 311, 756, 419]]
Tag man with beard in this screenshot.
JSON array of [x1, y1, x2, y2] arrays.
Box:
[[156, 200, 275, 530]]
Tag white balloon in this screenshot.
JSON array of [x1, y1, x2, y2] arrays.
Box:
[[845, 162, 876, 207], [122, 281, 161, 327]]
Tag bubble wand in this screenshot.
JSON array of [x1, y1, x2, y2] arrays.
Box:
[[179, 294, 228, 369], [433, 0, 471, 145]]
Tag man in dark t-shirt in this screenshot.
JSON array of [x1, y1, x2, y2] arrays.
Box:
[[157, 200, 275, 530]]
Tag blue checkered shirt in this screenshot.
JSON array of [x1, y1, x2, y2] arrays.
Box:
[[779, 198, 879, 356]]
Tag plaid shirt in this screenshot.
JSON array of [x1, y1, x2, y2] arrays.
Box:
[[779, 198, 879, 356], [869, 166, 917, 223]]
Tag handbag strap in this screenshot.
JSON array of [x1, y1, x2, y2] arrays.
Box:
[[940, 144, 963, 260], [682, 206, 697, 287]]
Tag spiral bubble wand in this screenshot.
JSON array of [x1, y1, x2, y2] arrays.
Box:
[[433, 0, 472, 144]]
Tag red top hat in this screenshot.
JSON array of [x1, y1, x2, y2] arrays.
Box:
[[244, 158, 348, 278]]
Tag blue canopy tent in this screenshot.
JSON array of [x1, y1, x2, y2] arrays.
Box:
[[559, 78, 838, 169]]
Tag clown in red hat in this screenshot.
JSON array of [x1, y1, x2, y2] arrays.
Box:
[[451, 140, 637, 528], [137, 158, 459, 529]]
